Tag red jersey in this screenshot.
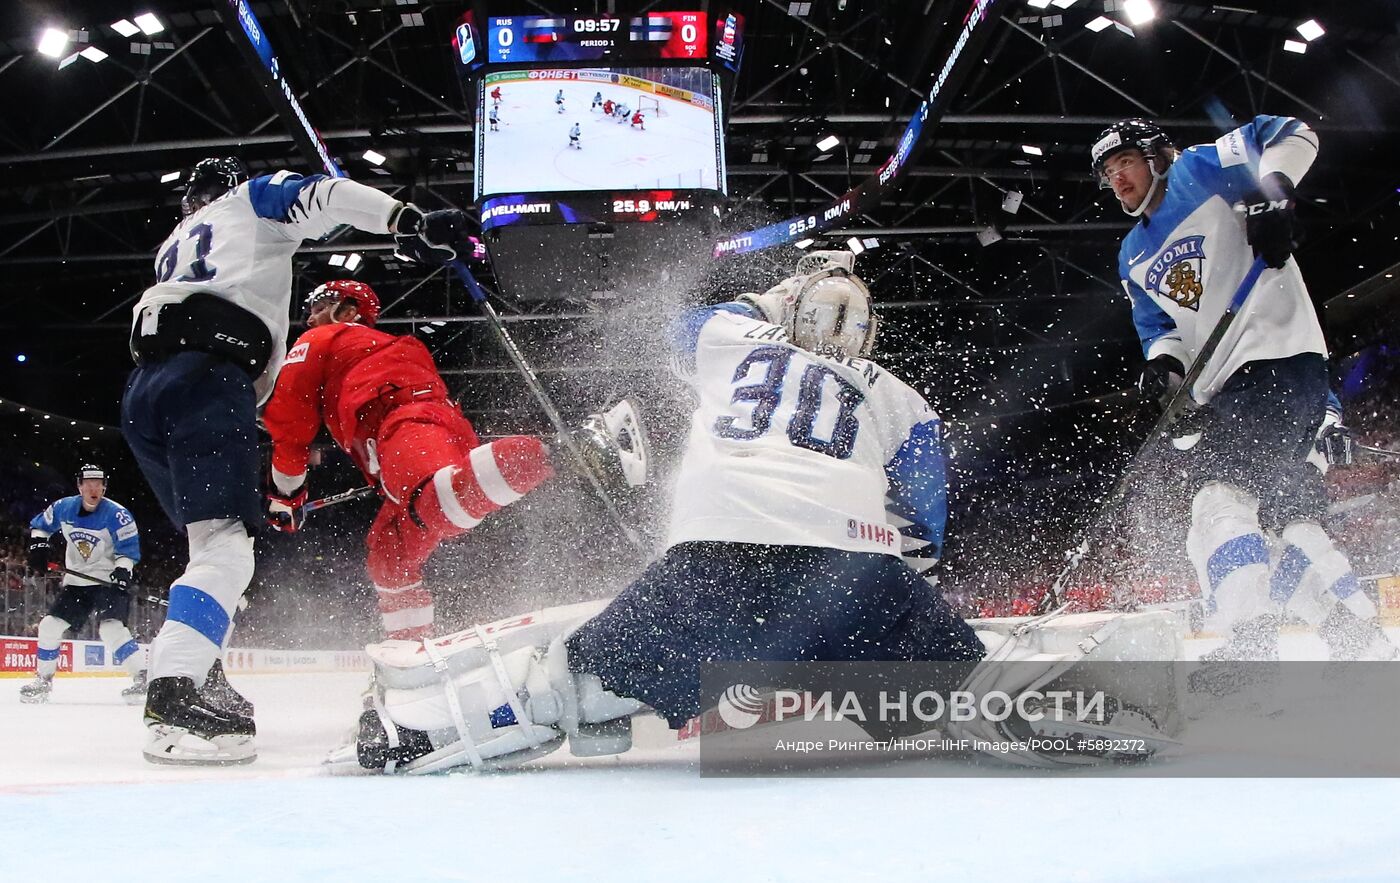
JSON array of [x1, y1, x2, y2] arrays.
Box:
[[632, 112, 644, 124], [263, 322, 448, 480]]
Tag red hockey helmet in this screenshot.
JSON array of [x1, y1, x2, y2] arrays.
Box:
[[305, 279, 381, 326]]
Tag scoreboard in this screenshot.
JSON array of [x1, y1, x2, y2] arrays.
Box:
[[487, 13, 706, 63]]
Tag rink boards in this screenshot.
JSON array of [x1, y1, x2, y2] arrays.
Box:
[[0, 635, 368, 678]]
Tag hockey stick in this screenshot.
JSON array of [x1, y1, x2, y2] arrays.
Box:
[[304, 485, 378, 514], [1034, 256, 1268, 615], [45, 564, 169, 607], [1358, 442, 1400, 460], [446, 259, 646, 552]]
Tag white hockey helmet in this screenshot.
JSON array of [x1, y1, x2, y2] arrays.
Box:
[[785, 263, 877, 359]]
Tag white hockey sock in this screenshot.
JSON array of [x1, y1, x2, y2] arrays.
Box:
[[149, 518, 254, 686], [99, 619, 145, 676], [35, 615, 69, 680]]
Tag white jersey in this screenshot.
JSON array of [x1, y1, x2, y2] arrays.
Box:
[[667, 304, 947, 561], [133, 173, 401, 402], [1120, 114, 1326, 402]]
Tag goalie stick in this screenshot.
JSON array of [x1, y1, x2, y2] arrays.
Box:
[[447, 260, 646, 552], [1034, 256, 1268, 615]]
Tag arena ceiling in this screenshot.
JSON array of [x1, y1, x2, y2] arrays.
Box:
[[0, 0, 1397, 457]]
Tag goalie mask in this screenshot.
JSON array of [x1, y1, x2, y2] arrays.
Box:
[[786, 269, 877, 359]]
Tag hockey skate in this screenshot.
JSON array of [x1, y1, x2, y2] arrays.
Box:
[[1320, 606, 1399, 662], [19, 675, 52, 704], [199, 658, 254, 716], [566, 397, 650, 494], [120, 670, 149, 706], [1187, 614, 1280, 697], [143, 676, 257, 766]]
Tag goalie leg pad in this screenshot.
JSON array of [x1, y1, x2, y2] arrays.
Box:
[[951, 611, 1184, 768]]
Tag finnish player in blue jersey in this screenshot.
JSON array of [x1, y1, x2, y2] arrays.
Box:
[[1092, 116, 1356, 667], [122, 157, 469, 764], [342, 252, 988, 772], [20, 465, 146, 705]]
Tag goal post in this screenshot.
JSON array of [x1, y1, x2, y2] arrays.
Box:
[[637, 95, 664, 117]]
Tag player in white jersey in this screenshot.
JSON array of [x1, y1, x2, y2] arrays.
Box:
[[346, 253, 984, 772], [20, 464, 146, 704], [1092, 116, 1335, 668], [121, 157, 469, 764]]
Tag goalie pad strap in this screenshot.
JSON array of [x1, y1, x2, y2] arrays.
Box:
[[423, 636, 483, 769], [475, 623, 537, 738]]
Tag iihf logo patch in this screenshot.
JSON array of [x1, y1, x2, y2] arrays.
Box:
[[1144, 235, 1206, 311]]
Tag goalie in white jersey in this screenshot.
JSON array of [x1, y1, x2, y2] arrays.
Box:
[[347, 253, 984, 772], [121, 157, 468, 764]]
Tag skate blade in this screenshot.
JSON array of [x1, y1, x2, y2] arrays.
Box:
[[19, 694, 50, 705], [143, 725, 257, 766], [122, 692, 148, 706]]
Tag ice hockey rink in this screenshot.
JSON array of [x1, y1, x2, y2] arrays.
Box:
[[479, 77, 721, 195], [4, 630, 1399, 883]]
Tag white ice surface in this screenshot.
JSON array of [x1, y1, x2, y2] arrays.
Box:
[[480, 77, 720, 194], [2, 642, 1398, 882]]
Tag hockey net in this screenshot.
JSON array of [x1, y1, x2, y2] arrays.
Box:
[[637, 95, 664, 117]]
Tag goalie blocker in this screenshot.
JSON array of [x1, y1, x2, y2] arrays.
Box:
[[337, 602, 1183, 773]]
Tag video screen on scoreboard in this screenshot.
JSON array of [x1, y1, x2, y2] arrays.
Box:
[[475, 66, 725, 199]]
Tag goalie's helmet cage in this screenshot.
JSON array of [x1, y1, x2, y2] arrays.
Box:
[[786, 270, 878, 359]]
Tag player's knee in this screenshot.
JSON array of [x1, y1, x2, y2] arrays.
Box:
[[186, 517, 256, 593], [97, 618, 135, 650], [1190, 481, 1259, 533], [1280, 520, 1338, 561], [37, 615, 69, 645]]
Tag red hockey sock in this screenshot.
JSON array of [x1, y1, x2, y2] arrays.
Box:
[[418, 436, 554, 531]]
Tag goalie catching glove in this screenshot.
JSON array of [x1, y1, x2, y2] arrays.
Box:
[[391, 206, 470, 267]]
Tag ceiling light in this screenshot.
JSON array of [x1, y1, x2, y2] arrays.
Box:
[[110, 19, 140, 37], [1085, 15, 1112, 31], [160, 171, 181, 183], [38, 28, 69, 58], [1021, 144, 1043, 156], [1122, 0, 1155, 25], [794, 238, 815, 249], [363, 149, 387, 166], [328, 254, 347, 267], [861, 237, 880, 250], [133, 13, 164, 35], [1282, 39, 1306, 54], [58, 52, 82, 69], [976, 226, 1003, 247], [846, 236, 865, 255], [1051, 0, 1079, 7], [80, 46, 108, 62], [1027, 0, 1052, 8], [1296, 19, 1324, 41], [816, 134, 841, 153], [344, 253, 363, 272]]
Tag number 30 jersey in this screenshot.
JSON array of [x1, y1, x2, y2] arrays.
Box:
[[667, 304, 947, 561]]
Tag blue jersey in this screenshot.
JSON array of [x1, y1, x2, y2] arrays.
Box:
[[1119, 115, 1325, 402], [668, 303, 946, 563], [30, 497, 141, 587]]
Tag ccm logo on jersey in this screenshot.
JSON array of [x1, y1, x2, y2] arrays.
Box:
[[847, 519, 897, 547], [285, 342, 310, 365], [214, 332, 252, 351]]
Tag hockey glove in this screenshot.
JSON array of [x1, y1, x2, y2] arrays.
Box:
[[1240, 172, 1300, 270], [1317, 422, 1355, 467], [1137, 354, 1185, 406], [392, 206, 469, 267], [26, 536, 50, 572], [109, 567, 133, 592], [267, 484, 309, 533]]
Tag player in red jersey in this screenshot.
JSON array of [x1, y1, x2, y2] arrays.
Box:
[[262, 280, 647, 640], [631, 111, 645, 130]]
